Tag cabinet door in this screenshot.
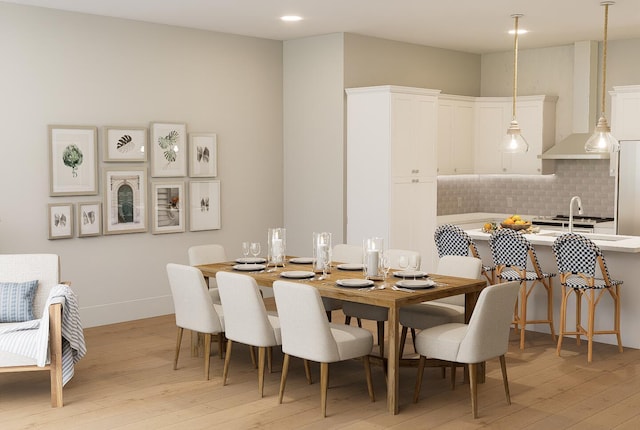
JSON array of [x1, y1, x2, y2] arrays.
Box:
[[612, 87, 640, 140], [474, 102, 509, 173], [452, 103, 474, 174], [437, 102, 455, 174]]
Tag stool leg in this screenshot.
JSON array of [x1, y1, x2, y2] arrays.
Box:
[[519, 281, 527, 350]]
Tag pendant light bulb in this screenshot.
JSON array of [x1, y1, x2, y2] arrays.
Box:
[[502, 14, 528, 153]]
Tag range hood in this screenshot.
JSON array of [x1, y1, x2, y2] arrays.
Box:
[[540, 41, 609, 160]]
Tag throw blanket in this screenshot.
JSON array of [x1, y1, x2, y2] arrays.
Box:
[[0, 284, 87, 385]]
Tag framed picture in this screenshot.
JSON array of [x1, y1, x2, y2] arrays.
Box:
[[104, 127, 147, 162], [188, 133, 217, 177], [49, 125, 98, 196], [189, 180, 221, 231], [151, 180, 186, 234], [103, 167, 147, 235], [150, 122, 187, 177], [48, 203, 73, 239], [77, 201, 102, 237]]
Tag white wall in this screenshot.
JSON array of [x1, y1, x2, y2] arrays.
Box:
[[0, 3, 283, 327]]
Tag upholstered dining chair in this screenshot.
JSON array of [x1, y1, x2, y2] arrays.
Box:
[[216, 271, 281, 397], [188, 244, 228, 303], [319, 243, 363, 322], [166, 263, 225, 380], [435, 224, 495, 284], [342, 249, 421, 358], [273, 280, 375, 417], [489, 228, 556, 349], [413, 281, 520, 418], [552, 233, 623, 363]]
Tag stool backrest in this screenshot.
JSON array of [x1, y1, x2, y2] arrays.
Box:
[[552, 233, 611, 281], [489, 228, 544, 273], [434, 224, 482, 260]]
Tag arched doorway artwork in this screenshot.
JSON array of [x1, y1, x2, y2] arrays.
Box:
[[117, 184, 134, 223]]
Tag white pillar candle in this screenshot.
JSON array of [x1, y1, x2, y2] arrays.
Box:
[[367, 250, 379, 277]]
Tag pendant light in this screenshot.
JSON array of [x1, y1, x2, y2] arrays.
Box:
[[585, 1, 619, 153], [502, 14, 528, 153]]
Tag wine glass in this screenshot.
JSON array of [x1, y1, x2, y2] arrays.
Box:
[[398, 255, 409, 279], [381, 253, 391, 284], [250, 242, 261, 260], [242, 241, 250, 262], [408, 255, 419, 280]]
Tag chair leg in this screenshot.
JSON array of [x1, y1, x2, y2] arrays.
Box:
[[614, 286, 623, 353], [249, 346, 257, 369], [218, 332, 225, 359], [203, 333, 212, 380], [363, 355, 375, 402], [258, 347, 266, 397], [519, 282, 527, 350], [576, 290, 582, 345], [377, 321, 385, 358], [499, 355, 511, 405], [357, 318, 362, 328], [326, 310, 332, 322], [268, 346, 273, 373], [278, 354, 290, 404], [411, 328, 417, 353], [557, 286, 569, 357], [468, 362, 478, 419], [399, 326, 408, 358], [174, 327, 183, 370], [413, 355, 426, 403], [304, 359, 313, 384], [450, 364, 456, 390], [546, 279, 556, 341], [320, 362, 329, 417], [345, 316, 351, 325], [222, 340, 233, 386]]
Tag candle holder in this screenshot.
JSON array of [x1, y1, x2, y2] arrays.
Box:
[[363, 237, 384, 280], [267, 227, 286, 268], [313, 232, 332, 275]]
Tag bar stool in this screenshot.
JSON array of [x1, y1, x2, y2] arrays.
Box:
[[435, 224, 495, 284], [552, 233, 623, 362], [489, 228, 556, 349]]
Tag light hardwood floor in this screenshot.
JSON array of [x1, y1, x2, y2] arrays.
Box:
[[2, 305, 640, 429]]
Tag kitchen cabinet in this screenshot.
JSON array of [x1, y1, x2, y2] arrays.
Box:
[[345, 85, 439, 271], [474, 95, 557, 174], [611, 85, 640, 140], [437, 95, 475, 175]]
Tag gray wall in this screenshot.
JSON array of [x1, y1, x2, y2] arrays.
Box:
[[0, 3, 283, 327]]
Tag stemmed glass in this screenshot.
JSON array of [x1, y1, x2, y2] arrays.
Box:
[[250, 242, 261, 260], [408, 255, 419, 280], [242, 241, 250, 263], [381, 253, 391, 286], [398, 255, 409, 280]]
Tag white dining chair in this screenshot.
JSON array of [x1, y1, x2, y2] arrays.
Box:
[[273, 280, 375, 417], [319, 244, 363, 321], [413, 280, 520, 418], [188, 244, 228, 303], [166, 263, 225, 380], [342, 248, 421, 358], [216, 271, 281, 397]]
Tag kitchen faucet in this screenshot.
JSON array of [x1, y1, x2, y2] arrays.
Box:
[[569, 196, 583, 233]]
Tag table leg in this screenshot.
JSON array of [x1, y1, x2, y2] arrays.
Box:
[[387, 305, 399, 414]]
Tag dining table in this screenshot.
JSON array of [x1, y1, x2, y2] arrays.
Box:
[[196, 258, 487, 415]]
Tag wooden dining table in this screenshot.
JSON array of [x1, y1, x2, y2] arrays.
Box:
[[196, 259, 487, 415]]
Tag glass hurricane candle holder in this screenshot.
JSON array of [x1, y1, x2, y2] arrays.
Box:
[[363, 237, 384, 280], [313, 232, 332, 275], [267, 227, 286, 268]]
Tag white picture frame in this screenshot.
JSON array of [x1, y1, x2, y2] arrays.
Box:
[[77, 201, 102, 237], [49, 125, 98, 196], [48, 203, 73, 239], [103, 166, 148, 235], [150, 122, 187, 177], [151, 180, 186, 234], [188, 133, 217, 177], [189, 180, 221, 231], [104, 127, 147, 162]]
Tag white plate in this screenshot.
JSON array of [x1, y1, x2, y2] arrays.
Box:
[[336, 279, 374, 288], [235, 257, 267, 264], [395, 279, 436, 289], [337, 263, 364, 271], [233, 263, 266, 271], [393, 270, 427, 278], [289, 257, 314, 264], [280, 271, 315, 279]]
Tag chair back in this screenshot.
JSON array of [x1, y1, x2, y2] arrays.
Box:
[[434, 224, 481, 259], [216, 271, 278, 347], [385, 249, 421, 270], [0, 254, 59, 319], [188, 244, 227, 266], [457, 281, 520, 363], [273, 281, 340, 362], [166, 263, 223, 334], [332, 244, 362, 264], [435, 255, 483, 305], [552, 233, 613, 283]]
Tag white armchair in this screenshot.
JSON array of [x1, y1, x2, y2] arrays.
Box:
[[0, 254, 64, 407]]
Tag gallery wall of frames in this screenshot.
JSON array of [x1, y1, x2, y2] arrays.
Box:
[[47, 122, 220, 239]]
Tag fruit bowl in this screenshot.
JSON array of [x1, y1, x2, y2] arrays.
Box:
[[500, 222, 532, 231]]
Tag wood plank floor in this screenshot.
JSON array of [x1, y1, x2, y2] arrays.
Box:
[[2, 305, 640, 429]]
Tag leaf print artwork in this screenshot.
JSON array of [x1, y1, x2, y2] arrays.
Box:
[[62, 144, 83, 177], [157, 130, 179, 164], [117, 134, 133, 153]]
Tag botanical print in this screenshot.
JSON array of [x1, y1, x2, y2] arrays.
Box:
[[188, 133, 217, 177], [157, 130, 179, 165], [189, 180, 220, 231], [104, 127, 147, 162], [62, 144, 83, 177], [48, 203, 73, 239], [150, 123, 187, 177], [49, 126, 97, 196], [117, 134, 134, 153], [78, 202, 101, 237]]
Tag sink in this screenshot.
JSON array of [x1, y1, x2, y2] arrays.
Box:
[[539, 232, 631, 242]]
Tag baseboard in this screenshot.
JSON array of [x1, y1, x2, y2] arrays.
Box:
[[80, 295, 174, 328]]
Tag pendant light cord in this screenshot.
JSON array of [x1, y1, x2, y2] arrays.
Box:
[[600, 2, 609, 117], [512, 15, 519, 121]]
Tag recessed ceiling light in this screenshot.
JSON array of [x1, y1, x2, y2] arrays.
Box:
[[281, 15, 303, 22]]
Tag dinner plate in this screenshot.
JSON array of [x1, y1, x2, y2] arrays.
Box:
[[289, 257, 314, 264], [393, 270, 428, 278], [235, 257, 267, 264], [337, 263, 364, 271], [335, 279, 374, 288], [280, 271, 315, 279], [395, 279, 436, 289], [232, 263, 265, 271]]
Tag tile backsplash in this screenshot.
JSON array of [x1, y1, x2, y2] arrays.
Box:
[[437, 159, 615, 217]]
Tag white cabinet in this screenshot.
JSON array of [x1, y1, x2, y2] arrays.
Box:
[[474, 95, 557, 175], [437, 95, 475, 175], [611, 85, 640, 140], [346, 86, 439, 272]]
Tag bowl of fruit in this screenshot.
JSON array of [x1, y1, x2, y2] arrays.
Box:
[[500, 215, 531, 231]]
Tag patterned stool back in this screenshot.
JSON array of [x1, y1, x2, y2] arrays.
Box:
[[434, 224, 480, 258], [489, 228, 534, 270], [552, 233, 604, 279]]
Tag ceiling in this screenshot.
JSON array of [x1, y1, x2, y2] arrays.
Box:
[[5, 0, 640, 54]]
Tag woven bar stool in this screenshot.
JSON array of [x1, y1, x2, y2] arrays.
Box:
[[489, 228, 556, 349], [552, 233, 623, 363], [435, 224, 495, 284]]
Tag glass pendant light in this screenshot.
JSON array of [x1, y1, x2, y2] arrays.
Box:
[[585, 1, 619, 153], [502, 14, 528, 153]]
